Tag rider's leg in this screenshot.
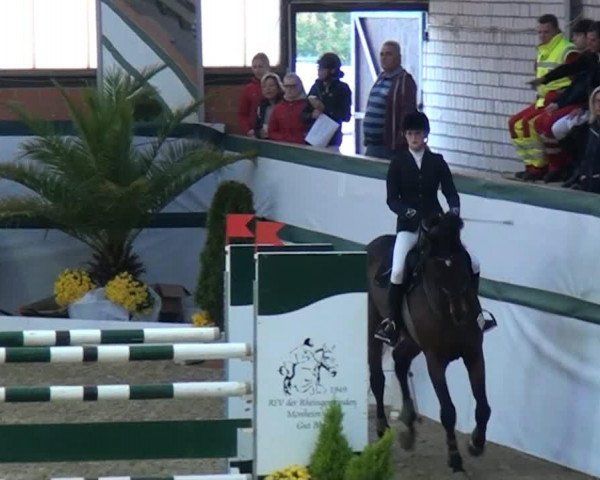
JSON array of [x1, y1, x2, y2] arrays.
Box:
[[467, 252, 497, 332], [375, 231, 418, 344]]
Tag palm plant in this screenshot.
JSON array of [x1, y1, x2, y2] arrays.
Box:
[[0, 66, 248, 285]]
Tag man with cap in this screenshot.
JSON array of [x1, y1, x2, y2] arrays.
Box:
[[374, 111, 494, 345], [306, 52, 352, 147]]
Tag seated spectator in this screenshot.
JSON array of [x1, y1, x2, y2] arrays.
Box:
[[565, 86, 600, 192], [510, 14, 578, 181], [305, 52, 352, 148], [255, 73, 284, 139], [238, 52, 270, 136], [267, 73, 311, 144], [530, 18, 593, 182]]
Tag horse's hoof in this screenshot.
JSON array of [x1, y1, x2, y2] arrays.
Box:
[[376, 418, 390, 438], [398, 427, 416, 450], [447, 452, 464, 473], [468, 440, 485, 457]]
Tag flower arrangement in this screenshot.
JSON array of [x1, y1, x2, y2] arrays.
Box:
[[105, 272, 155, 315], [266, 465, 311, 480], [191, 310, 213, 327], [54, 269, 96, 307]]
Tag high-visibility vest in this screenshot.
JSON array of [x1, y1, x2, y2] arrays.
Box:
[[535, 33, 576, 106]]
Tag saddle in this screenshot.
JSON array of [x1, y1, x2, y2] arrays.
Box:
[[374, 244, 423, 290]]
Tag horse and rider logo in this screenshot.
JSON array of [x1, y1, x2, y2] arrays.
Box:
[[278, 338, 338, 395]]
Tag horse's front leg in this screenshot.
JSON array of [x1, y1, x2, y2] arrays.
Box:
[[464, 346, 491, 456], [392, 338, 421, 450], [425, 352, 464, 473], [368, 297, 389, 437]]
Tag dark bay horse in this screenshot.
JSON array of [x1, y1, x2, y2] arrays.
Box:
[[367, 213, 491, 473]]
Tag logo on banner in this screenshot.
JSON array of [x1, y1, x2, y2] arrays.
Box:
[[278, 338, 338, 395]]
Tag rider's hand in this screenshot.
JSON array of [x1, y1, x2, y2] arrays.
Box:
[[405, 208, 418, 219], [449, 207, 460, 216]]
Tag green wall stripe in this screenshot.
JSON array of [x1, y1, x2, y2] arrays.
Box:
[[481, 278, 600, 326], [0, 419, 251, 462], [0, 212, 205, 229], [280, 226, 600, 326], [257, 253, 367, 315], [280, 225, 364, 251], [221, 134, 600, 219], [103, 1, 198, 97]]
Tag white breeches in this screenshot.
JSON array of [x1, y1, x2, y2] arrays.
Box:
[[390, 231, 480, 285], [551, 110, 589, 141]]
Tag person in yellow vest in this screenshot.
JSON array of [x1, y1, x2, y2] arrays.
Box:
[[509, 14, 578, 181]]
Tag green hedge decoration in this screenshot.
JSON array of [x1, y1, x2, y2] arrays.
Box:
[[195, 181, 255, 329]]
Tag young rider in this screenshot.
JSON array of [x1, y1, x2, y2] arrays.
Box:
[[375, 111, 494, 345]]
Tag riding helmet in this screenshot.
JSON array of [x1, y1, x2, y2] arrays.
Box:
[[402, 111, 430, 135]]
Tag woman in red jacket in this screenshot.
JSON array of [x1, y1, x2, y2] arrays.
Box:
[[268, 73, 311, 144], [238, 53, 270, 136]]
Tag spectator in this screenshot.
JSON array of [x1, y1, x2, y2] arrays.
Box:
[[363, 40, 417, 159], [530, 18, 593, 182], [306, 52, 352, 148], [509, 14, 578, 181], [268, 73, 311, 144], [565, 86, 600, 192], [238, 52, 270, 136], [255, 73, 284, 139], [532, 21, 600, 184]]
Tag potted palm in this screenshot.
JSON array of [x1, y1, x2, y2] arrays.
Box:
[[0, 66, 249, 319]]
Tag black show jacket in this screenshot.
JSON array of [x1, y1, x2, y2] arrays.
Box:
[[386, 149, 460, 232]]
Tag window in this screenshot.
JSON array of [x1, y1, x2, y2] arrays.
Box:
[[201, 0, 281, 67], [0, 0, 97, 70]]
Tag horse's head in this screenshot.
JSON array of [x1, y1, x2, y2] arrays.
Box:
[[421, 213, 473, 325], [421, 212, 464, 252]]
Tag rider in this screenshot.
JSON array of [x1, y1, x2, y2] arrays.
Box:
[[374, 111, 492, 345]]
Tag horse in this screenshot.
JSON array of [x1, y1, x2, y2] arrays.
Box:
[[367, 212, 491, 473]]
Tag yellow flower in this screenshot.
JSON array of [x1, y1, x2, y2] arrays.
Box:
[[54, 269, 96, 307], [266, 465, 311, 480], [105, 272, 154, 314], [192, 311, 213, 327]]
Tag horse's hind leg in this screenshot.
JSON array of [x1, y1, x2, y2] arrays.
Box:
[[392, 338, 421, 450], [425, 352, 464, 473], [368, 296, 388, 437], [464, 346, 491, 456]]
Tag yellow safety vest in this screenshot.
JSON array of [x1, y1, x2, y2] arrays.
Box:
[[535, 33, 576, 107]]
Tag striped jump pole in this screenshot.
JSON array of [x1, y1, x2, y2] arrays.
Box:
[[0, 327, 221, 347], [0, 343, 251, 363], [52, 475, 251, 480], [0, 381, 251, 402]]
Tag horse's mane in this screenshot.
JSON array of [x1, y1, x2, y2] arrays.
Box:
[[422, 213, 464, 256]]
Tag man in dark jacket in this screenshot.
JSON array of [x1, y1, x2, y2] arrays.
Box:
[[375, 112, 486, 345]]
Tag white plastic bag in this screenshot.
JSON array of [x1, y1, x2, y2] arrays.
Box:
[[68, 287, 162, 322], [132, 287, 162, 322], [68, 288, 129, 321]]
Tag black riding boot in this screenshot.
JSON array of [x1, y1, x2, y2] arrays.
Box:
[[374, 283, 405, 345], [472, 273, 497, 332]]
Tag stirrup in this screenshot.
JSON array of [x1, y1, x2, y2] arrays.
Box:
[[476, 309, 497, 332], [374, 318, 398, 345]]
